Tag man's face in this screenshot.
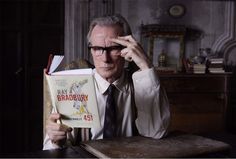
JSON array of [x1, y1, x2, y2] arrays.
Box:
[[89, 25, 125, 82]]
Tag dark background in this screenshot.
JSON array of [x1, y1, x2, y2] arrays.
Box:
[[0, 0, 64, 153]]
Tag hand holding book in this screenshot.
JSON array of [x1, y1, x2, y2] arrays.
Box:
[[46, 112, 72, 145]]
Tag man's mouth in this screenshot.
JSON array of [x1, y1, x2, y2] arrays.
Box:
[[100, 63, 114, 68]]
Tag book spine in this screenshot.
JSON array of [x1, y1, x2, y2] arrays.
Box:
[[46, 54, 53, 74], [45, 73, 62, 124]]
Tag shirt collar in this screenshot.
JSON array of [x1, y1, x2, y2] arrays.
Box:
[[93, 69, 128, 94]]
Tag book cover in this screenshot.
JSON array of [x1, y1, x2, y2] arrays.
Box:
[[45, 54, 100, 128]]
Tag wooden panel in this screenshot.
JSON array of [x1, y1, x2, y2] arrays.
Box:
[[168, 93, 226, 133], [161, 75, 228, 93], [168, 93, 225, 113], [169, 113, 224, 133], [159, 74, 231, 134]]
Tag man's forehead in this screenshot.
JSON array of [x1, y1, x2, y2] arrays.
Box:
[[90, 25, 122, 44], [91, 33, 112, 44], [93, 32, 108, 39], [91, 25, 122, 36]]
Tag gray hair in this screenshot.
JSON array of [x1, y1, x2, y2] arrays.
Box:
[[87, 14, 132, 43]]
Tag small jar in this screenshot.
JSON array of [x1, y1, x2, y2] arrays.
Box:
[[158, 50, 167, 67]]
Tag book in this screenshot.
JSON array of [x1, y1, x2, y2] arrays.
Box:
[[193, 64, 206, 74], [206, 58, 225, 73], [209, 68, 225, 73], [208, 58, 224, 64], [80, 132, 231, 158], [45, 54, 100, 128]]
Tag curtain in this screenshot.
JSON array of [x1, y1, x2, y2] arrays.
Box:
[[64, 0, 114, 64]]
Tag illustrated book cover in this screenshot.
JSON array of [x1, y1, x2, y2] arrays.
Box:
[[45, 54, 100, 128]]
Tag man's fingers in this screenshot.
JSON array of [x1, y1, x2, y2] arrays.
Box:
[[110, 38, 129, 47], [46, 122, 72, 132], [48, 129, 67, 136], [111, 35, 152, 70], [125, 56, 133, 62], [46, 124, 72, 143], [117, 35, 136, 43], [47, 125, 68, 142], [48, 133, 67, 142], [121, 48, 133, 62], [47, 126, 72, 137], [111, 36, 139, 50], [46, 113, 73, 145], [49, 113, 61, 122]]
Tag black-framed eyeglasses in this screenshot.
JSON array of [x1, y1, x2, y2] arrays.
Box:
[[88, 45, 125, 56]]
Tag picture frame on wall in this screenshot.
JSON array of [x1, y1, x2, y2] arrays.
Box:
[[141, 24, 186, 72], [168, 4, 186, 18]]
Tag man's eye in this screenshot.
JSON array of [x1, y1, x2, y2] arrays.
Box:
[[92, 47, 103, 51], [109, 46, 124, 51]]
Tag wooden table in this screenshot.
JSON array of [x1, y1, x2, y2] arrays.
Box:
[[80, 132, 231, 158], [4, 132, 231, 158]]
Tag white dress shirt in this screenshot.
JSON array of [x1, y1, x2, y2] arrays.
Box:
[[43, 67, 170, 150]]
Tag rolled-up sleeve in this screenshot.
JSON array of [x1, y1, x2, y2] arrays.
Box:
[[132, 67, 170, 139]]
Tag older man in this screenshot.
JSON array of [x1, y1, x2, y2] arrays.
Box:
[[43, 14, 170, 150]]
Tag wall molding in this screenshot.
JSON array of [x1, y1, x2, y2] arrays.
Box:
[[211, 1, 236, 65]]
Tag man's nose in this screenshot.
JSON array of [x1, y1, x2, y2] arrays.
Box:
[[101, 50, 111, 61]]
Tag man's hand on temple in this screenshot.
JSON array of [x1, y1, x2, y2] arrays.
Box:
[[46, 113, 72, 145], [110, 35, 153, 70]]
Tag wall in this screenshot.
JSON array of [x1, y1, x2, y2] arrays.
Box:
[[114, 0, 236, 133], [64, 0, 236, 68], [63, 0, 236, 132], [114, 0, 236, 67]]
